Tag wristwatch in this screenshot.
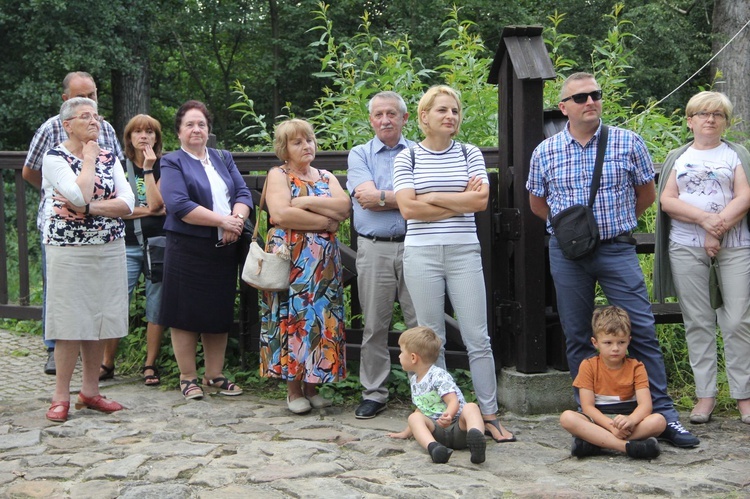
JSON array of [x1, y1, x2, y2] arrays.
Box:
[[378, 191, 386, 207]]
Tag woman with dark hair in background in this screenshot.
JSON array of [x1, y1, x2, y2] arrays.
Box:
[[99, 114, 167, 386]]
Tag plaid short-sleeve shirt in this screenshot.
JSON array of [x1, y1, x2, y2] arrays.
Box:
[[527, 121, 655, 240]]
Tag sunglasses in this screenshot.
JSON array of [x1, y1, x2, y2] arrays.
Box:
[[560, 90, 603, 104]]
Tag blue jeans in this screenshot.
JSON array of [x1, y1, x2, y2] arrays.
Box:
[[126, 245, 163, 324], [549, 236, 679, 423]]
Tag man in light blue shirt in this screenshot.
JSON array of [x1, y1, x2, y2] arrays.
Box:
[[347, 91, 418, 418]]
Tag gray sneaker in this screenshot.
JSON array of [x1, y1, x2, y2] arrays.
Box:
[[44, 350, 56, 375]]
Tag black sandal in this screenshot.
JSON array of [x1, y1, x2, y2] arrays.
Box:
[[180, 379, 203, 400], [142, 365, 161, 386], [99, 364, 115, 381], [484, 418, 517, 443]]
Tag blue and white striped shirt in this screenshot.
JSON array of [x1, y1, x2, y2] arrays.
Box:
[[393, 141, 487, 246], [527, 121, 654, 240]]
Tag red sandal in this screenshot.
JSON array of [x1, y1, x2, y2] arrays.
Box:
[[46, 401, 70, 422], [75, 393, 123, 413]]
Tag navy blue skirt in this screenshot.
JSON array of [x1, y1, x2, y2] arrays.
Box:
[[159, 230, 239, 334]]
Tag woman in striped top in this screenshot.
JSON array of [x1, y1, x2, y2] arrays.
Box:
[[393, 85, 515, 443]]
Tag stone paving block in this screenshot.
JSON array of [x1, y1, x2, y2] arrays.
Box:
[[4, 479, 65, 498], [69, 480, 120, 499], [197, 484, 288, 499], [188, 465, 246, 488], [82, 453, 150, 480], [118, 483, 197, 499], [144, 456, 211, 483], [247, 462, 344, 483], [23, 466, 80, 480], [0, 429, 40, 450], [142, 440, 218, 457]]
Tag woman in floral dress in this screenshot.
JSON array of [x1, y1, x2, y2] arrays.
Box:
[[260, 119, 351, 414]]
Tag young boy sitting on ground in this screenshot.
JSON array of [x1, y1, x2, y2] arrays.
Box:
[[388, 326, 486, 464], [560, 306, 667, 459]]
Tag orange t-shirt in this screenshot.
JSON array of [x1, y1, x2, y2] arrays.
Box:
[[573, 356, 649, 407]]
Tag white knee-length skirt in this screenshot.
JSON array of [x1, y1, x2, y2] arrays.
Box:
[[44, 238, 129, 341]]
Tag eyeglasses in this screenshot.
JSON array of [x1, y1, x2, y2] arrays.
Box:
[[67, 113, 102, 123], [215, 240, 237, 248], [560, 90, 603, 104], [692, 111, 726, 121]]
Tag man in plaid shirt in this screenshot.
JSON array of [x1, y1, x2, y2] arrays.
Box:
[[526, 72, 699, 449]]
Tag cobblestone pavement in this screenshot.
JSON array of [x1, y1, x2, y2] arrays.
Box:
[[1, 328, 749, 498]]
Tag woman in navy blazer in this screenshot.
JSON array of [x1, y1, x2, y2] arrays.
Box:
[[159, 100, 253, 401]]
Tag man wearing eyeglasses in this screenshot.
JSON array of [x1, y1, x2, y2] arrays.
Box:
[[22, 71, 124, 375], [526, 72, 700, 450]]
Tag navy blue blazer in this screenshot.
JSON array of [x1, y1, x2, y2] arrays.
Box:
[[160, 148, 253, 238]]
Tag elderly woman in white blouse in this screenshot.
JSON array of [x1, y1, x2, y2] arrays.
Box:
[[42, 97, 134, 423]]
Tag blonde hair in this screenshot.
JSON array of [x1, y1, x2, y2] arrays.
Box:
[[591, 306, 631, 338], [417, 85, 462, 137], [398, 326, 442, 364], [273, 119, 317, 162], [685, 91, 733, 122]]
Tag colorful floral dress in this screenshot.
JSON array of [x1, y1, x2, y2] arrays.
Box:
[[259, 168, 346, 383]]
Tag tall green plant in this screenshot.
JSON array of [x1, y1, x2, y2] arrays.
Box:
[[435, 6, 496, 146]]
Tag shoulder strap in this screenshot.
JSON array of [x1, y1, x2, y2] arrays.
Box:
[[588, 125, 609, 208], [459, 142, 468, 163], [125, 159, 144, 247], [252, 175, 269, 242], [409, 145, 415, 168], [253, 168, 293, 242]]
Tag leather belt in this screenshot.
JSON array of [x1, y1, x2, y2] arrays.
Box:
[[600, 232, 636, 245], [359, 233, 406, 243]]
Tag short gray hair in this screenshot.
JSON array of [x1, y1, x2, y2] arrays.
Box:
[[368, 91, 407, 115], [60, 97, 97, 121]]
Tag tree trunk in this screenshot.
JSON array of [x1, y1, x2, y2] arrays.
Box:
[[270, 0, 280, 120], [111, 63, 150, 139], [711, 0, 750, 133]]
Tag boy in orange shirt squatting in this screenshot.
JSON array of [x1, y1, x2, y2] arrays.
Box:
[[560, 306, 667, 459], [388, 326, 487, 464]]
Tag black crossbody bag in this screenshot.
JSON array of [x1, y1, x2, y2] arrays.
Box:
[[125, 159, 166, 282], [549, 125, 608, 260]]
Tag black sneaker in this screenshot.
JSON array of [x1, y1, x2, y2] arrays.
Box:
[[626, 437, 661, 459], [44, 349, 56, 375], [466, 428, 486, 464], [427, 441, 453, 464], [354, 399, 386, 419], [571, 437, 602, 458], [658, 421, 700, 448]]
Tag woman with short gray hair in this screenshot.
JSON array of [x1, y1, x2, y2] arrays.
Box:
[[42, 97, 134, 422]]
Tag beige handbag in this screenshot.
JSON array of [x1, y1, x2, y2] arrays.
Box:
[[241, 177, 291, 291]]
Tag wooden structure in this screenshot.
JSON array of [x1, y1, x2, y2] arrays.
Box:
[[487, 26, 557, 373]]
